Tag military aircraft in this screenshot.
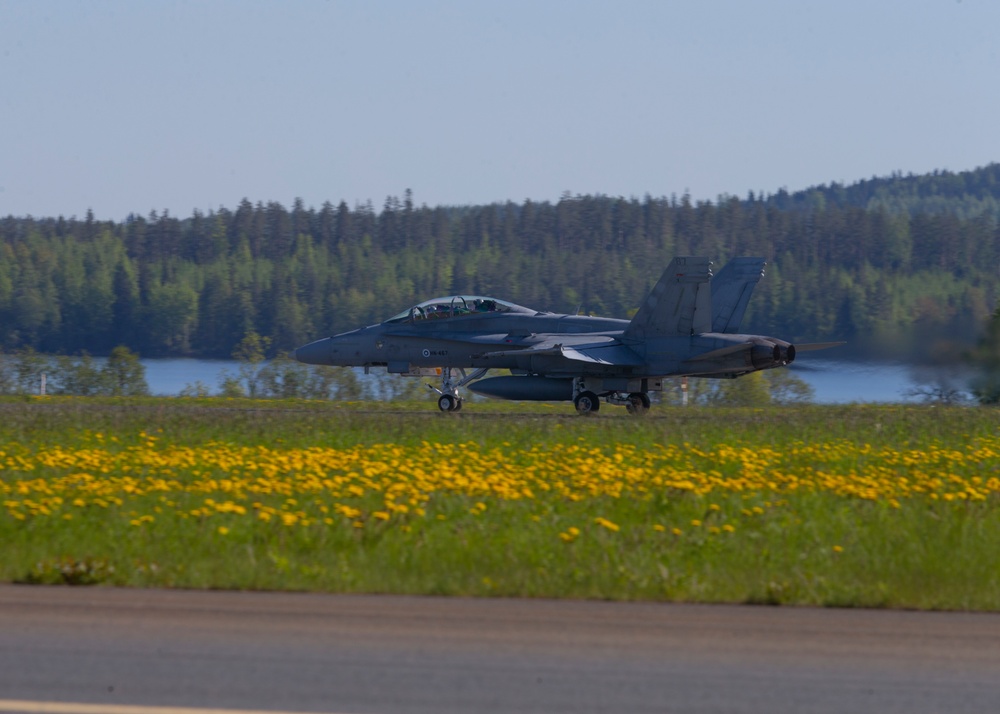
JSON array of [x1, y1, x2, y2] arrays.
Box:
[[293, 257, 842, 414]]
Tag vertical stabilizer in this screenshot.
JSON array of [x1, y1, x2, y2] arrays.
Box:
[[710, 257, 766, 333], [623, 257, 713, 340]]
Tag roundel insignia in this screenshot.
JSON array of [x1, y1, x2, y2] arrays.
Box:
[[422, 349, 431, 358]]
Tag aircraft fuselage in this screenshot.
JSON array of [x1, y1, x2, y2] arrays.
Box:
[[293, 258, 840, 414]]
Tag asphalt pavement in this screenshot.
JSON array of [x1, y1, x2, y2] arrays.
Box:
[[1, 585, 999, 713]]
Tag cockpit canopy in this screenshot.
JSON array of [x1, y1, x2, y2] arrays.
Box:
[[383, 295, 536, 324]]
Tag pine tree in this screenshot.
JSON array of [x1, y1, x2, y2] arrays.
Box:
[[103, 345, 150, 395]]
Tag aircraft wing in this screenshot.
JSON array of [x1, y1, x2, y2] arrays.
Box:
[[477, 340, 644, 366], [561, 344, 645, 365]]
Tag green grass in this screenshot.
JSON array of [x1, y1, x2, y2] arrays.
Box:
[[2, 396, 999, 610]]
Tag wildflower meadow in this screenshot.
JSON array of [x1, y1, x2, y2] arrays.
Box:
[[2, 397, 999, 609]]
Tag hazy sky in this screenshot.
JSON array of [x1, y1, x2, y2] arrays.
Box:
[[2, 0, 998, 220]]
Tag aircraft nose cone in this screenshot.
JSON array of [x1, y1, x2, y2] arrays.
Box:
[[294, 338, 332, 365]]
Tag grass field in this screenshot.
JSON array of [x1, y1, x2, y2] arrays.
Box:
[[2, 396, 999, 610]]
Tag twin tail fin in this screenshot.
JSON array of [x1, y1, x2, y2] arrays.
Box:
[[710, 257, 766, 333], [623, 257, 713, 340]]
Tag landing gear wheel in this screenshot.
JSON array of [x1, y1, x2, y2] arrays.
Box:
[[625, 392, 651, 416], [438, 394, 458, 412], [574, 391, 601, 415]]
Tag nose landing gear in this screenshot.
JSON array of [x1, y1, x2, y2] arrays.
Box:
[[429, 367, 488, 412], [437, 393, 463, 412]]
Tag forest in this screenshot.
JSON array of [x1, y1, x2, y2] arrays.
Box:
[[1, 163, 999, 361]]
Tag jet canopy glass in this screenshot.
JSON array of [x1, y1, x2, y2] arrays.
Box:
[[383, 295, 535, 324]]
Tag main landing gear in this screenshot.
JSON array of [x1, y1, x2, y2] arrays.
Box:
[[430, 367, 488, 413], [573, 390, 601, 415], [624, 392, 651, 415], [572, 378, 650, 416]]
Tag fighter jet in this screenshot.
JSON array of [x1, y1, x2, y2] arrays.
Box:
[[293, 257, 841, 414]]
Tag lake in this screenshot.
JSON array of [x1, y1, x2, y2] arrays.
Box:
[[139, 357, 975, 404]]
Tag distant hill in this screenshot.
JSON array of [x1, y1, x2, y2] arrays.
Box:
[[766, 163, 1000, 221]]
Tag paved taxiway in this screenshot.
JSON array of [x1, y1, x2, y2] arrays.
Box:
[[2, 585, 999, 713]]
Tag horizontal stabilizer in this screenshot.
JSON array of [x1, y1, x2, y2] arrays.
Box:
[[682, 342, 752, 363], [794, 342, 846, 352]]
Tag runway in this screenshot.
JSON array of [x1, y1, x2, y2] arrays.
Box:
[[2, 585, 999, 713]]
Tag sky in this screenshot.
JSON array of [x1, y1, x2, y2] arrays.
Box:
[[1, 0, 998, 220]]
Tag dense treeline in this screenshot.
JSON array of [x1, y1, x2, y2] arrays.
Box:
[[1, 166, 998, 359]]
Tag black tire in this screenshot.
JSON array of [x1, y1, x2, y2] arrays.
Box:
[[574, 391, 601, 415], [438, 394, 456, 412], [625, 392, 651, 416]]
